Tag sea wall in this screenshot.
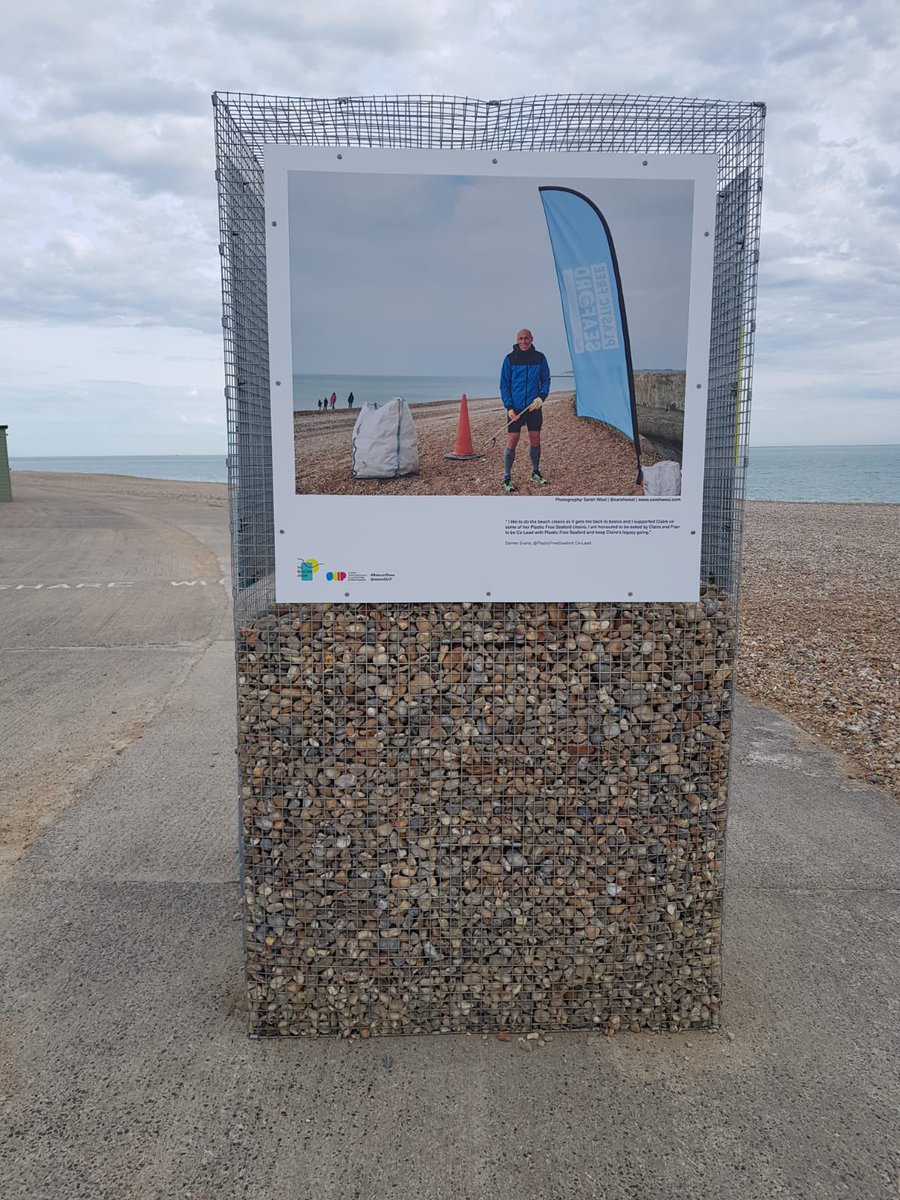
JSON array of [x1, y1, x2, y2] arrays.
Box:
[[634, 371, 686, 462], [238, 595, 732, 1037]]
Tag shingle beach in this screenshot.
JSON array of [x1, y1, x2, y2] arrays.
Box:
[[738, 500, 899, 798], [2, 470, 898, 1198], [9, 472, 895, 801], [293, 393, 660, 496], [293, 404, 898, 793]]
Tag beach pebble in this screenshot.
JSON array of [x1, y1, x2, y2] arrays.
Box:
[[739, 500, 900, 801], [237, 595, 731, 1037]]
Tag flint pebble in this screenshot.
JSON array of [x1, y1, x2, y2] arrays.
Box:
[[237, 596, 733, 1037]]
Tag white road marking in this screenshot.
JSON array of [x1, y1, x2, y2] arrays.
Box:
[[0, 579, 227, 591]]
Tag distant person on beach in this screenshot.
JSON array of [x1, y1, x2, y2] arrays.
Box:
[[499, 328, 550, 492], [347, 392, 354, 409], [330, 392, 337, 410], [317, 399, 322, 411]]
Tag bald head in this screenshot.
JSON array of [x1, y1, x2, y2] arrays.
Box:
[[516, 329, 534, 349]]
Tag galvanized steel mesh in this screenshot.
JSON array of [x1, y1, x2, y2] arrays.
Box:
[[214, 92, 764, 1037]]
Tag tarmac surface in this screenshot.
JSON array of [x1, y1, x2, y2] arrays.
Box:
[[1, 473, 897, 1200]]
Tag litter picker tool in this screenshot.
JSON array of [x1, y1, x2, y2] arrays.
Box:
[[482, 398, 542, 448]]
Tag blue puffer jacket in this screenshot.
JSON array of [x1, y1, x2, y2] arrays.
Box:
[[500, 345, 551, 412]]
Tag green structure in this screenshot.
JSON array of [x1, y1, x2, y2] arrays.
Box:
[[0, 426, 11, 502]]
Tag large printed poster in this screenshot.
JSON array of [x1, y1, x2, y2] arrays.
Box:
[[264, 147, 717, 602]]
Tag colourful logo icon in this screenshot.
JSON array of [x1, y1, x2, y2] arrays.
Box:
[[326, 571, 347, 582], [297, 558, 322, 581]]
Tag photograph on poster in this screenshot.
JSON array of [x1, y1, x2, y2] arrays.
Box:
[[264, 148, 716, 603], [285, 169, 693, 500]]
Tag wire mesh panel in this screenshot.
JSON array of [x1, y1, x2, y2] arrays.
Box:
[[214, 92, 765, 1036], [214, 97, 274, 611]]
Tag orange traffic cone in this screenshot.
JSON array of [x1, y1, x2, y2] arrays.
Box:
[[443, 394, 483, 461]]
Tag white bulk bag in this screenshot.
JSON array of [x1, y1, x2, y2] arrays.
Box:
[[642, 460, 682, 497], [351, 397, 419, 479]]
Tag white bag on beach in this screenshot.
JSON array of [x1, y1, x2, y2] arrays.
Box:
[[351, 397, 419, 479], [642, 460, 682, 497]]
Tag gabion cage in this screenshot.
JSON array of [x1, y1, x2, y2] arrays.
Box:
[[214, 92, 765, 1037]]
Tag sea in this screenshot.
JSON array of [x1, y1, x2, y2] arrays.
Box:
[[293, 372, 501, 411], [8, 454, 229, 484], [744, 445, 900, 504], [9, 445, 900, 504]]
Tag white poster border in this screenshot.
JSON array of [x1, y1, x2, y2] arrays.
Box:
[[264, 146, 718, 603]]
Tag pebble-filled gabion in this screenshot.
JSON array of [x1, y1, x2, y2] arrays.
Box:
[[237, 596, 733, 1037]]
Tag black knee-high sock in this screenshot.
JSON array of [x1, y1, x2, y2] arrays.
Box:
[[529, 445, 541, 474], [503, 447, 515, 478]]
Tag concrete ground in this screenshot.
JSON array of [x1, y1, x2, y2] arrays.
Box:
[[0, 474, 897, 1200]]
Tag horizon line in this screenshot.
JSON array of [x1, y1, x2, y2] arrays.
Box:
[[10, 443, 900, 459]]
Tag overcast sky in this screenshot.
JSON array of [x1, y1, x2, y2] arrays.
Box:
[[2, 0, 898, 453], [289, 171, 694, 376]]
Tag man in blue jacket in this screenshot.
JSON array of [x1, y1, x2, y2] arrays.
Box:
[[499, 328, 550, 492]]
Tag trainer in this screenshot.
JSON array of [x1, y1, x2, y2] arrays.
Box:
[[499, 328, 550, 491]]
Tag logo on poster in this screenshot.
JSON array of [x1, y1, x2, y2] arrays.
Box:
[[326, 571, 347, 581], [562, 263, 619, 354], [296, 558, 322, 581]]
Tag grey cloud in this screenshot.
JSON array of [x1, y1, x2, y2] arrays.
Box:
[[6, 111, 213, 200], [3, 377, 226, 456], [0, 279, 219, 332], [865, 163, 900, 210], [9, 135, 210, 200], [769, 28, 849, 63], [209, 0, 427, 55], [1, 0, 898, 450], [45, 81, 209, 120], [869, 86, 900, 143], [0, 162, 220, 330]]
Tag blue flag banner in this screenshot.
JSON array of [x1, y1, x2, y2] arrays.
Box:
[[539, 186, 642, 476]]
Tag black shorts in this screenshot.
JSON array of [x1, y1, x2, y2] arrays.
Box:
[[507, 407, 543, 434]]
